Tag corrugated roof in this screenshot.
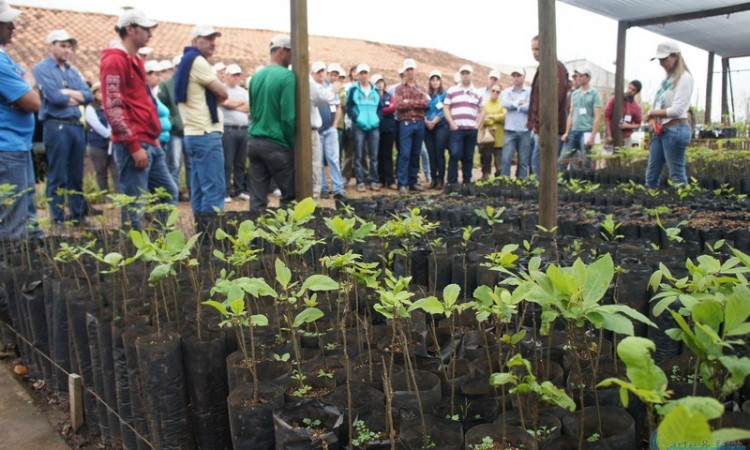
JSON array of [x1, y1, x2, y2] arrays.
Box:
[[6, 5, 512, 87], [559, 0, 750, 58]]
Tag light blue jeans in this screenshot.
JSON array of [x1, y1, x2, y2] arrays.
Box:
[[502, 130, 532, 178], [166, 133, 183, 188], [531, 132, 563, 177], [0, 151, 41, 241], [184, 132, 226, 214], [319, 127, 344, 195], [645, 122, 690, 187], [558, 130, 590, 172]]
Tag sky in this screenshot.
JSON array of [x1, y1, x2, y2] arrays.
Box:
[[13, 0, 750, 122]]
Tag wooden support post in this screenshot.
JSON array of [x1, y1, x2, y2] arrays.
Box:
[[705, 51, 714, 125], [291, 0, 312, 200], [612, 21, 627, 148], [721, 57, 729, 123], [69, 373, 83, 432], [538, 0, 558, 231]]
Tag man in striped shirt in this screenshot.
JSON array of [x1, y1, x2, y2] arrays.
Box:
[[443, 65, 483, 186]]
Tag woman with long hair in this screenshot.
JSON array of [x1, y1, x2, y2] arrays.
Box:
[[644, 41, 694, 187], [424, 70, 449, 189]]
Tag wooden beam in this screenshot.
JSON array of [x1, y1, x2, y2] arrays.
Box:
[[69, 373, 84, 432], [626, 2, 750, 28], [538, 0, 558, 231], [721, 57, 730, 123], [705, 51, 714, 124], [291, 0, 312, 200], [613, 21, 627, 148]]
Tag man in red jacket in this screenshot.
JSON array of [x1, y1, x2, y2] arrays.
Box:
[[100, 9, 177, 228]]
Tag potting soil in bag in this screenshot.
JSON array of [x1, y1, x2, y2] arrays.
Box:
[[228, 382, 284, 450], [272, 400, 343, 450], [86, 310, 114, 444]]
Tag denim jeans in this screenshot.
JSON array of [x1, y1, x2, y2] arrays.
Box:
[[397, 120, 425, 187], [319, 127, 344, 195], [353, 124, 379, 185], [113, 142, 178, 228], [184, 132, 226, 214], [222, 126, 248, 195], [424, 124, 449, 182], [420, 143, 431, 181], [247, 137, 295, 210], [166, 133, 183, 188], [645, 122, 690, 187], [43, 121, 87, 223], [447, 128, 477, 184], [531, 132, 564, 177], [377, 131, 395, 186], [0, 151, 41, 241], [502, 130, 532, 178], [558, 130, 591, 172]]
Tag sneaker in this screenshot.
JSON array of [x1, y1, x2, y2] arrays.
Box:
[[409, 184, 424, 192], [272, 188, 281, 197], [225, 196, 233, 203], [333, 191, 347, 200], [320, 192, 330, 199], [398, 186, 408, 195], [357, 183, 366, 192], [388, 182, 398, 190], [237, 192, 250, 201], [370, 182, 381, 191]]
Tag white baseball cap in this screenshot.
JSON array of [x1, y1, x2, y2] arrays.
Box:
[[226, 63, 241, 75], [574, 65, 592, 77], [144, 60, 161, 73], [117, 9, 157, 29], [402, 58, 417, 71], [158, 59, 173, 71], [488, 70, 499, 80], [45, 29, 77, 48], [459, 65, 473, 74], [428, 69, 442, 79], [191, 25, 221, 40], [652, 41, 681, 60], [0, 0, 22, 23], [137, 46, 153, 57], [356, 63, 370, 74], [327, 63, 343, 75], [270, 34, 291, 50], [311, 61, 326, 73], [213, 62, 226, 73], [371, 74, 384, 84], [510, 67, 526, 76]]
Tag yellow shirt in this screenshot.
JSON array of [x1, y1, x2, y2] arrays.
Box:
[[179, 56, 224, 135], [482, 98, 506, 147]]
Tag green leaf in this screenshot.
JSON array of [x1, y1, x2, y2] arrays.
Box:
[[489, 372, 516, 386], [300, 274, 339, 292], [583, 254, 614, 306], [202, 300, 228, 316], [215, 228, 228, 240], [408, 297, 444, 315], [102, 252, 123, 267], [599, 304, 657, 328], [725, 285, 750, 334], [600, 312, 634, 336], [166, 208, 179, 228], [293, 197, 315, 222], [718, 356, 750, 390], [712, 428, 750, 446], [657, 405, 712, 449], [657, 396, 724, 420], [149, 263, 172, 284], [443, 284, 461, 309], [250, 314, 269, 327], [692, 299, 723, 330], [292, 307, 324, 328], [726, 322, 750, 337], [615, 336, 668, 393], [229, 299, 245, 316], [275, 258, 291, 289]]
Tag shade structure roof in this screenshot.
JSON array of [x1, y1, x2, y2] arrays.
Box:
[[559, 0, 750, 58]]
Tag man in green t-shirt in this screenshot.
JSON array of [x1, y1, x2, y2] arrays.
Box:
[[247, 34, 295, 209], [559, 65, 602, 172]]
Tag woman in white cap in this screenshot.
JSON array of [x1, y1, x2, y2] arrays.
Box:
[[424, 70, 449, 189], [643, 41, 693, 187]]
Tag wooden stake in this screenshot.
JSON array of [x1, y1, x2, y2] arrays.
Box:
[[291, 0, 313, 201], [538, 0, 559, 231], [69, 373, 84, 432]]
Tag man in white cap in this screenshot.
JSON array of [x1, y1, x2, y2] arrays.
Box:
[[444, 64, 483, 186], [312, 61, 345, 200], [33, 29, 94, 226], [345, 63, 381, 192], [500, 67, 532, 179], [247, 34, 296, 210], [481, 69, 500, 102], [394, 58, 430, 193], [175, 25, 228, 215], [559, 65, 602, 173], [0, 0, 43, 240], [213, 61, 226, 83], [219, 63, 250, 201], [100, 9, 178, 228]]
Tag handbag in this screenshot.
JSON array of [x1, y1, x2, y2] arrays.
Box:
[[478, 126, 495, 145]]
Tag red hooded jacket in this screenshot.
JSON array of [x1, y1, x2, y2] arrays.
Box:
[[99, 43, 161, 155]]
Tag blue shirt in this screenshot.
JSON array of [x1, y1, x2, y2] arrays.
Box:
[[500, 86, 530, 132], [426, 91, 447, 125], [32, 56, 92, 121], [0, 50, 35, 151]]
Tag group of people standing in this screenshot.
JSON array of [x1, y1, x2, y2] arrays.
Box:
[[0, 1, 695, 242]]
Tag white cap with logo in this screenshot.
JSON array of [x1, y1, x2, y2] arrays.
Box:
[[117, 9, 157, 29], [0, 0, 22, 22], [191, 25, 221, 40]]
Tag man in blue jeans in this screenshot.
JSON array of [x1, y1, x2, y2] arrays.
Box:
[[100, 9, 177, 228], [176, 25, 228, 214], [500, 68, 532, 179], [0, 1, 43, 241], [443, 65, 483, 185], [559, 66, 602, 173], [394, 58, 430, 193], [33, 29, 93, 226]]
